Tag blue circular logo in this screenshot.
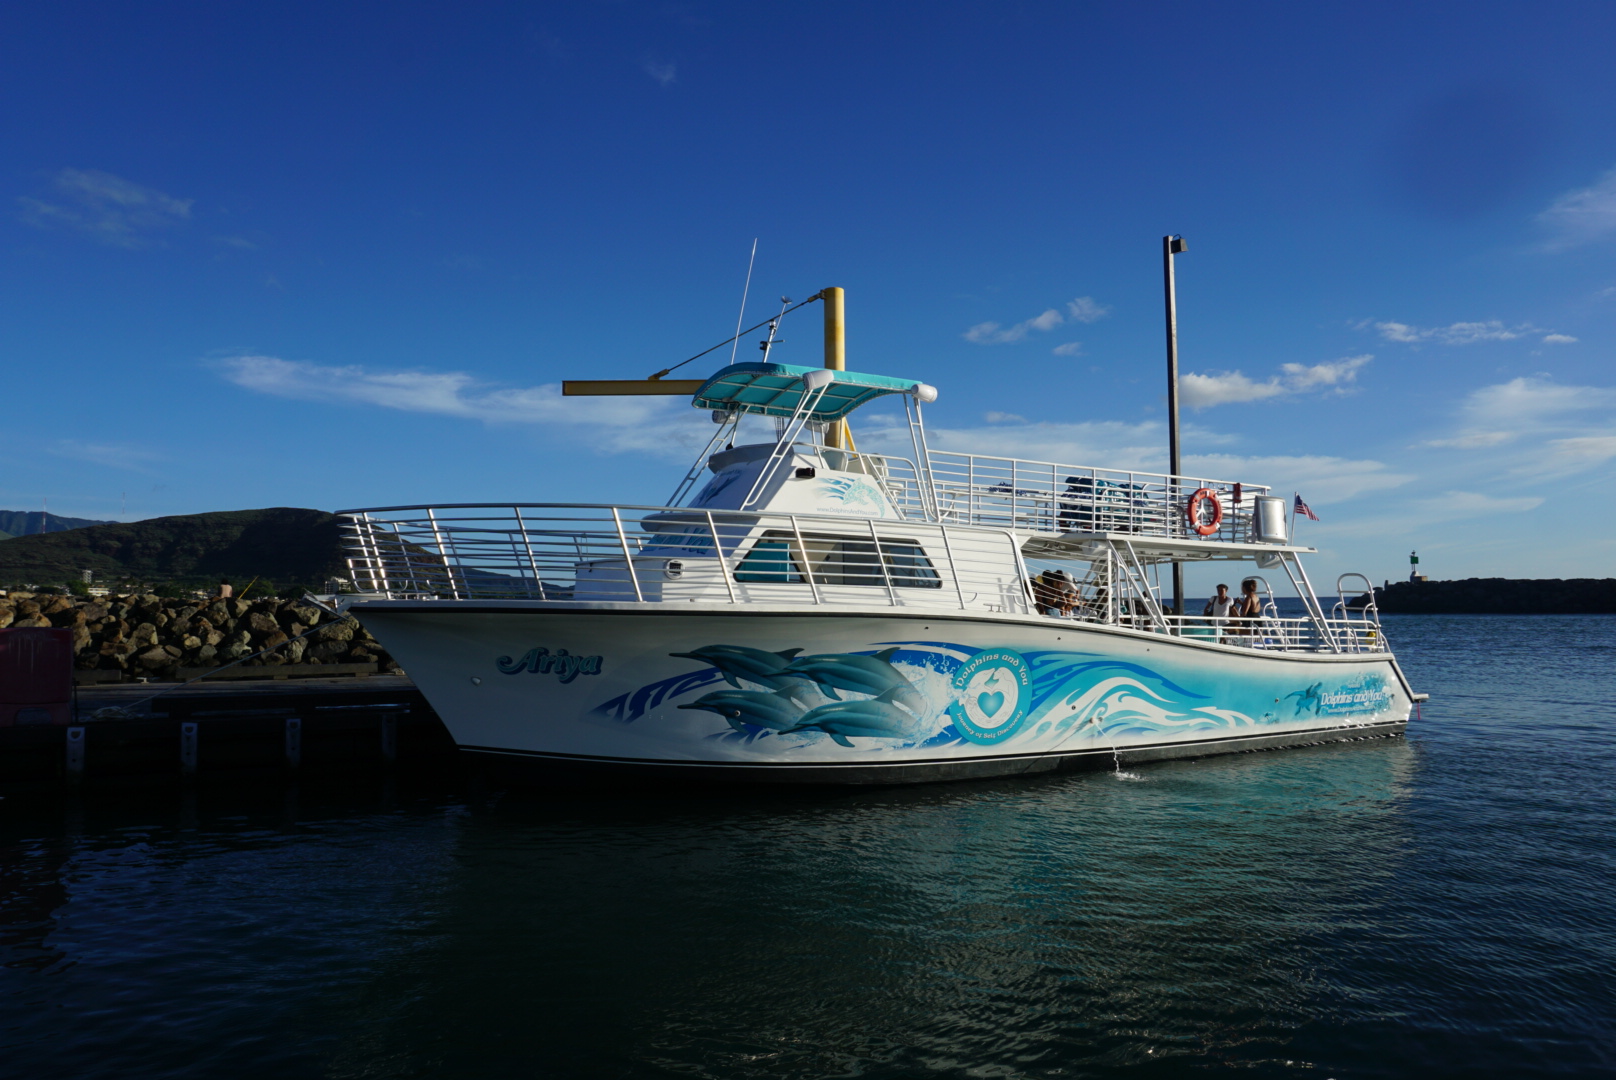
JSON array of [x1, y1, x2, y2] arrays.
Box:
[[946, 649, 1032, 744]]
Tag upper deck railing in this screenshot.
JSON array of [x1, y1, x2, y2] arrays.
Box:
[[338, 503, 1031, 615], [336, 503, 1380, 655], [922, 451, 1270, 542]]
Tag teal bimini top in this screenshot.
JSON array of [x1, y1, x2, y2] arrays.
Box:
[[691, 362, 928, 421]]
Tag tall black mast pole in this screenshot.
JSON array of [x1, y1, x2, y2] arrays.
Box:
[[1163, 235, 1187, 619]]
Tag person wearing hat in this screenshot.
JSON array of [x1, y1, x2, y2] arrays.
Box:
[[1031, 568, 1078, 617]]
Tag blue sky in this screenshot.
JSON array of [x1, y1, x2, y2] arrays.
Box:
[[4, 1, 1616, 585]]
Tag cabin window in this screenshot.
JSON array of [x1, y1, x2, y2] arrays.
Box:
[[734, 531, 941, 589], [880, 541, 942, 589], [733, 539, 804, 583]]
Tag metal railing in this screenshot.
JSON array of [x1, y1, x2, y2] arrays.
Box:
[[1102, 613, 1389, 653], [338, 503, 1032, 614], [337, 504, 1383, 654], [924, 451, 1270, 542]]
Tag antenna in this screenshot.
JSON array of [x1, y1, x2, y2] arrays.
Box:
[[727, 239, 758, 366], [758, 296, 791, 363]]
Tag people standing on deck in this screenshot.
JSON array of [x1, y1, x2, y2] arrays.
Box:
[[1203, 583, 1234, 632], [1231, 579, 1263, 635]]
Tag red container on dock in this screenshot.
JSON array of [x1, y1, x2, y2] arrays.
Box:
[[0, 627, 74, 726]]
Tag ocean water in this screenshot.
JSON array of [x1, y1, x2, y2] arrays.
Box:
[[2, 615, 1612, 1078]]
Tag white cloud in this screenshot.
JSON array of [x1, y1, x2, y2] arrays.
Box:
[[1281, 355, 1372, 390], [18, 168, 192, 248], [856, 414, 1393, 504], [1180, 355, 1371, 409], [1428, 490, 1543, 516], [964, 297, 1109, 344], [1051, 342, 1082, 357], [1374, 320, 1538, 345], [1421, 377, 1616, 481], [965, 308, 1062, 344], [1065, 297, 1111, 323], [1180, 371, 1289, 409], [1538, 166, 1616, 248], [1185, 453, 1414, 503], [643, 60, 676, 86], [216, 355, 709, 457], [1422, 431, 1516, 449], [1543, 435, 1616, 466], [1542, 333, 1578, 344], [983, 411, 1026, 424], [859, 415, 1170, 473], [49, 440, 164, 472], [1461, 376, 1616, 425]]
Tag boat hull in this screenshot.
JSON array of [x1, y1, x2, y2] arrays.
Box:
[[348, 604, 1413, 785]]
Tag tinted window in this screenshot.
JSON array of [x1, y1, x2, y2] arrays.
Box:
[[733, 539, 803, 583], [733, 531, 941, 589]]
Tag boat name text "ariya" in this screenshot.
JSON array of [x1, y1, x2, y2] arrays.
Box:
[[496, 648, 604, 683]]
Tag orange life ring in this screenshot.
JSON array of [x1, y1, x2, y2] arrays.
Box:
[[1186, 487, 1223, 536]]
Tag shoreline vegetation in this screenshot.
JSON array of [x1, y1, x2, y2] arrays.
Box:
[[1370, 578, 1616, 614]]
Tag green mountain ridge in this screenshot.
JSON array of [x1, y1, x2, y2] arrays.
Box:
[[0, 510, 116, 537], [0, 507, 347, 587]]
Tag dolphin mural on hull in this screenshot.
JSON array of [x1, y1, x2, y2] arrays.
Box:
[[778, 648, 928, 714], [668, 645, 814, 703], [782, 688, 922, 747], [678, 689, 806, 733]]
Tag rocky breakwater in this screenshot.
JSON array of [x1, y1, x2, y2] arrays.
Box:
[[0, 592, 398, 681]]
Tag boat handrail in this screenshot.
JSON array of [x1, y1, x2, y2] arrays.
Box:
[[337, 503, 1386, 655], [923, 449, 1272, 544], [338, 502, 1035, 616]]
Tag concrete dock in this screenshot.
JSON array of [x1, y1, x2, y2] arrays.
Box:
[[1, 676, 455, 791]]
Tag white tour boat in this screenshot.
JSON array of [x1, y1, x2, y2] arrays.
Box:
[[336, 290, 1421, 784]]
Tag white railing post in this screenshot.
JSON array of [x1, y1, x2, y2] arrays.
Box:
[[787, 515, 822, 604], [937, 525, 969, 611], [512, 506, 546, 599], [425, 507, 461, 600], [610, 507, 644, 603], [868, 518, 898, 607], [707, 510, 738, 604]]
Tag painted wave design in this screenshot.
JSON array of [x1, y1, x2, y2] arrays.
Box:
[[591, 638, 1392, 751], [1015, 653, 1258, 741]]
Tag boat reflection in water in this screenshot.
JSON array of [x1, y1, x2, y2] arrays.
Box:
[[325, 742, 1415, 1075]]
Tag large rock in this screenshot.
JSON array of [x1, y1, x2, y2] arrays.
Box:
[[310, 640, 349, 663], [137, 646, 172, 670], [130, 622, 159, 647], [246, 612, 280, 636], [316, 621, 355, 643], [282, 603, 322, 628]]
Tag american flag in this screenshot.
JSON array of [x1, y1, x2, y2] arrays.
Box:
[[1294, 494, 1320, 522]]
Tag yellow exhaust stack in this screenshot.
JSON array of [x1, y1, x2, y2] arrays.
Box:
[[821, 286, 849, 450]]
